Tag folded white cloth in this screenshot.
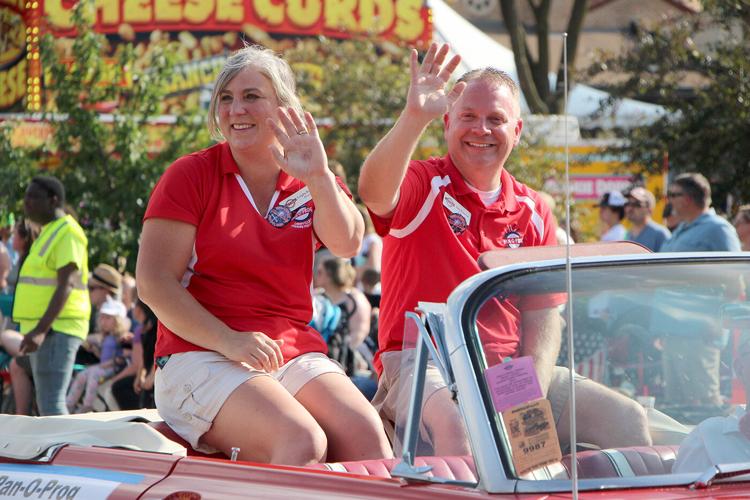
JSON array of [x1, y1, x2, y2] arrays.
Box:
[[0, 410, 185, 460]]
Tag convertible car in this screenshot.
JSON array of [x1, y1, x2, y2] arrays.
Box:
[[1, 245, 749, 499]]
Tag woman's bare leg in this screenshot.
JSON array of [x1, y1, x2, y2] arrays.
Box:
[[296, 373, 392, 462], [200, 376, 328, 465], [1, 330, 22, 357]]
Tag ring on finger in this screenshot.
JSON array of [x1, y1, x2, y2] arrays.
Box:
[[297, 129, 308, 135]]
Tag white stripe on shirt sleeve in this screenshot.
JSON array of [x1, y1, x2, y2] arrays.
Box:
[[515, 195, 546, 240], [389, 175, 451, 239]]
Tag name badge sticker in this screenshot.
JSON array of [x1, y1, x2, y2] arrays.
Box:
[[484, 356, 543, 413], [443, 193, 471, 234], [502, 399, 562, 475], [280, 187, 312, 212]]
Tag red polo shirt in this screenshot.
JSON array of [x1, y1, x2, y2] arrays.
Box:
[[370, 156, 559, 373], [145, 142, 345, 360]]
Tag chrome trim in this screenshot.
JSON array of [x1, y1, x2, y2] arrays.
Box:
[[417, 302, 457, 394], [691, 462, 750, 489], [693, 466, 720, 489], [443, 252, 750, 493], [392, 311, 480, 488], [514, 474, 699, 493], [444, 294, 516, 493], [455, 252, 750, 300], [392, 315, 433, 482], [35, 443, 66, 462], [409, 310, 450, 385]]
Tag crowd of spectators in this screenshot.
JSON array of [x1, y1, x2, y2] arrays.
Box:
[[1, 44, 749, 471]]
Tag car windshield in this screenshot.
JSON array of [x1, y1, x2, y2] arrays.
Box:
[[465, 255, 750, 483]]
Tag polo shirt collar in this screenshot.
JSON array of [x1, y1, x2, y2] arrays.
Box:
[[444, 155, 473, 197], [684, 212, 712, 228], [673, 211, 712, 237], [275, 169, 298, 194], [498, 168, 520, 212], [219, 142, 298, 194], [219, 142, 240, 175], [444, 155, 519, 212]]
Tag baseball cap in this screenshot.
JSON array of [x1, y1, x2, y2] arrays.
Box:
[[600, 190, 626, 208]]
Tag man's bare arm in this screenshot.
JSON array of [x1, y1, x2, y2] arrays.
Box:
[[520, 307, 563, 396], [358, 43, 465, 217]]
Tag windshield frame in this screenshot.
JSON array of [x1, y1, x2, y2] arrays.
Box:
[[443, 251, 750, 493]]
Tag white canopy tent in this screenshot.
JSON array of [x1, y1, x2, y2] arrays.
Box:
[[429, 0, 666, 130]]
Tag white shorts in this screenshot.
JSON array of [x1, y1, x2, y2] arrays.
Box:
[[154, 351, 346, 453]]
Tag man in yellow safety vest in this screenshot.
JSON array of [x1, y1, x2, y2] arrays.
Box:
[[13, 176, 91, 415]]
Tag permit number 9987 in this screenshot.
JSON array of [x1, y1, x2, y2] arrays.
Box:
[[522, 441, 546, 455]]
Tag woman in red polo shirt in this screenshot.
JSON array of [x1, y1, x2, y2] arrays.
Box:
[[136, 44, 392, 465]]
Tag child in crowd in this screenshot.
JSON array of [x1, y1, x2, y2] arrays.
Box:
[[132, 299, 157, 408], [66, 298, 129, 413], [103, 298, 158, 411]]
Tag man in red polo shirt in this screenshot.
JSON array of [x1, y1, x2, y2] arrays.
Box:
[[358, 43, 651, 455]]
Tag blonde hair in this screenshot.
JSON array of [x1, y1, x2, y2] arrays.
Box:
[[99, 313, 129, 338], [207, 44, 303, 141], [457, 67, 520, 101]]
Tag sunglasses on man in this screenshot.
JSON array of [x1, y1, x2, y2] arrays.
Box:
[[625, 201, 647, 208]]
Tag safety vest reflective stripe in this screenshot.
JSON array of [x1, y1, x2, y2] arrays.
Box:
[[37, 219, 69, 257], [16, 276, 86, 290]]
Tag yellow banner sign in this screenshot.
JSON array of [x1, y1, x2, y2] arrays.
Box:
[[44, 0, 431, 44], [0, 0, 431, 111]]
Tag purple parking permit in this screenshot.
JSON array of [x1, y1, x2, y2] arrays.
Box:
[[484, 356, 543, 413]]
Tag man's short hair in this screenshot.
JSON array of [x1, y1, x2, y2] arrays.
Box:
[[457, 68, 520, 101], [30, 175, 65, 208], [673, 173, 711, 209]]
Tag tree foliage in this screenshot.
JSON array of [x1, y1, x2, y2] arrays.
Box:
[[285, 37, 445, 188], [0, 1, 210, 272], [0, 126, 37, 223], [500, 0, 590, 114], [590, 0, 749, 208]]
